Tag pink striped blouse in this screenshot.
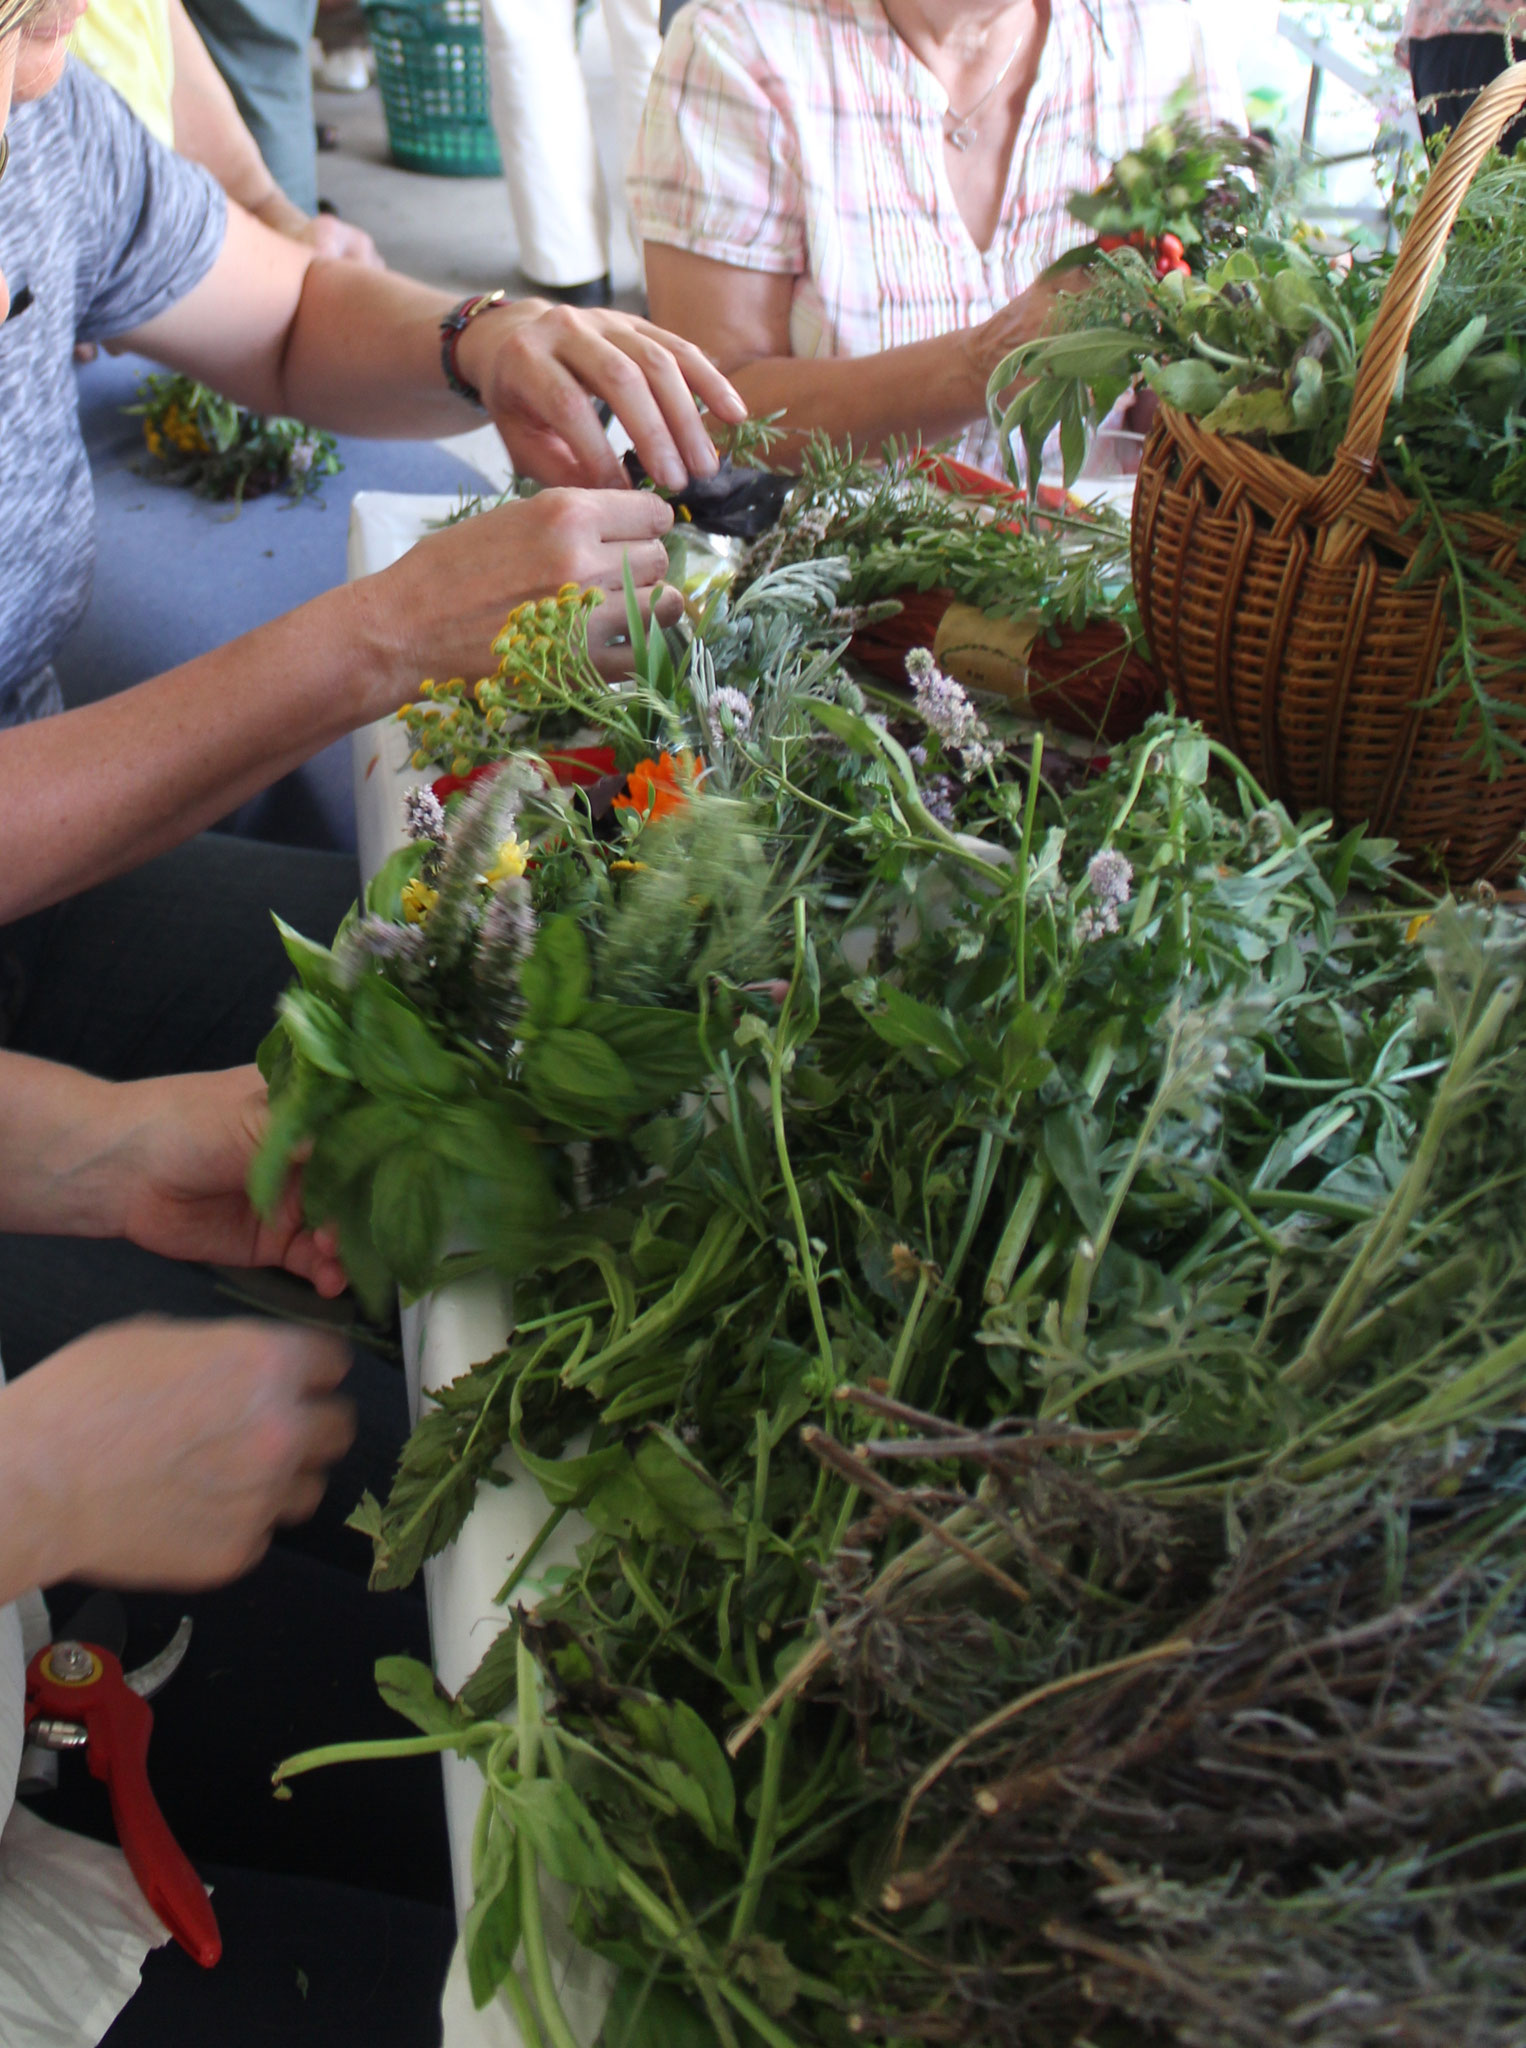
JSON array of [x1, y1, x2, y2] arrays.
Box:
[[629, 0, 1246, 469]]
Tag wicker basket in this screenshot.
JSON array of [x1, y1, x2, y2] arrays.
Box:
[[1131, 64, 1526, 883], [362, 0, 502, 177]]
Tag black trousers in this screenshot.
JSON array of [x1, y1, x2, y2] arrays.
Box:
[[3, 837, 456, 2037], [1409, 32, 1526, 153]]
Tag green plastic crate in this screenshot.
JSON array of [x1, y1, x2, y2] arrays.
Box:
[[362, 0, 503, 178]]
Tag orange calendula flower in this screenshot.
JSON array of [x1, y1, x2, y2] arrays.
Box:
[[614, 751, 703, 824]]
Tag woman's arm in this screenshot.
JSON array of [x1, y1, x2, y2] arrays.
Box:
[[126, 207, 744, 492], [642, 243, 1061, 466], [165, 0, 382, 264], [0, 484, 673, 923]]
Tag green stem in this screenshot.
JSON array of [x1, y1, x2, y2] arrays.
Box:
[[772, 899, 835, 1384], [1285, 979, 1518, 1389], [516, 1638, 582, 2048], [942, 1122, 1005, 1300], [274, 1724, 497, 1784], [494, 1504, 569, 1606], [1014, 731, 1044, 1004], [886, 1269, 932, 1402], [984, 1167, 1049, 1305], [613, 1867, 804, 2048], [729, 1705, 794, 1944]]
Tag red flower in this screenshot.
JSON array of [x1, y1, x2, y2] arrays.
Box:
[[431, 748, 619, 806], [543, 745, 617, 789], [431, 762, 500, 803]]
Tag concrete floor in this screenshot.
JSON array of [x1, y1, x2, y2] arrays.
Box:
[[311, 12, 644, 306]]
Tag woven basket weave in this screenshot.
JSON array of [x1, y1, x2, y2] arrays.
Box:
[[1132, 64, 1526, 883]]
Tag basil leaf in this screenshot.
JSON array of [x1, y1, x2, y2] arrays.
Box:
[[370, 1147, 449, 1292], [352, 977, 469, 1101], [520, 915, 590, 1032], [278, 987, 355, 1080], [273, 913, 345, 1000]]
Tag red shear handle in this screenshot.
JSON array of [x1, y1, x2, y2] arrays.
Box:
[[25, 1646, 222, 1969]]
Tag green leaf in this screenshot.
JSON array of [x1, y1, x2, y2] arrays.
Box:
[[1059, 383, 1087, 485], [256, 1018, 292, 1090], [351, 977, 469, 1101], [278, 987, 355, 1080], [854, 984, 970, 1075], [365, 842, 427, 923], [505, 1779, 618, 1892], [524, 1029, 639, 1134], [430, 1101, 547, 1189], [464, 1813, 522, 2010], [377, 1655, 472, 1737], [513, 1439, 633, 1512], [247, 1066, 349, 1218], [600, 1975, 713, 2048], [1409, 312, 1489, 394], [304, 1100, 425, 1212], [520, 915, 591, 1032], [1043, 1103, 1107, 1235], [1201, 384, 1296, 438], [273, 913, 346, 999], [618, 1696, 736, 1847], [459, 1624, 521, 1720], [1143, 356, 1230, 416], [579, 1003, 707, 1096], [370, 1147, 450, 1291], [628, 1430, 745, 1559]]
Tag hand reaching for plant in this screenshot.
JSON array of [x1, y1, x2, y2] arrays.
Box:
[[454, 300, 747, 492]]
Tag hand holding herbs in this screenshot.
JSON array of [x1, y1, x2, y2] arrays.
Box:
[[254, 503, 1526, 2045]]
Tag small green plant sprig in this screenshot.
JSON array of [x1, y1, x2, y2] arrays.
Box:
[[129, 372, 340, 508]]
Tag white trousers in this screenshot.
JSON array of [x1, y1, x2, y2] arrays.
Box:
[[479, 0, 661, 288]]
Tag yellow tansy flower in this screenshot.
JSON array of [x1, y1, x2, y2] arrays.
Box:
[[483, 835, 530, 886], [401, 879, 438, 925]]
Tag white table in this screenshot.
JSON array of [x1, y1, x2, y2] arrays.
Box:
[[348, 493, 614, 2048]]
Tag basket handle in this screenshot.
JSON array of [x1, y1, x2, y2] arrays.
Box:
[[1311, 60, 1526, 521]]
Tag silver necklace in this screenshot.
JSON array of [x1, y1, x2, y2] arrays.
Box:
[[943, 25, 1027, 152]]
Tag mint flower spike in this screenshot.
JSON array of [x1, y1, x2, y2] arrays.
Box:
[[1077, 848, 1135, 943], [906, 647, 999, 775], [403, 784, 447, 845], [1087, 848, 1134, 909]]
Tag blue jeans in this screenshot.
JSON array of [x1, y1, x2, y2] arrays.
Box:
[[182, 0, 321, 212]]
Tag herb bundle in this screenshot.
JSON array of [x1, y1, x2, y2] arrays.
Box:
[[130, 372, 341, 507], [258, 510, 1526, 2043]]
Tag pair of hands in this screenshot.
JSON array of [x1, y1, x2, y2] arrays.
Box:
[[0, 1067, 358, 1603], [371, 301, 747, 687]]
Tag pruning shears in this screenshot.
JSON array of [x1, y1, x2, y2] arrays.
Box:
[[24, 1613, 222, 1968]]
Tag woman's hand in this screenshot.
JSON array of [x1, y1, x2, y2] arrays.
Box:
[[0, 1319, 356, 1600], [101, 1067, 348, 1297], [368, 486, 678, 688], [974, 265, 1095, 395], [456, 301, 747, 492]]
